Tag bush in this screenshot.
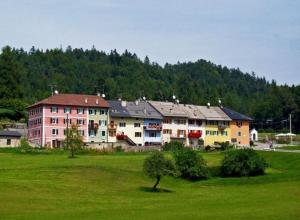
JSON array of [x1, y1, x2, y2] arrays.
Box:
[[19, 138, 31, 152], [173, 148, 209, 180], [220, 148, 267, 177], [162, 141, 184, 151], [220, 142, 234, 151], [250, 140, 254, 146]]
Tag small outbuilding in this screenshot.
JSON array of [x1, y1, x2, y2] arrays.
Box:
[[250, 128, 258, 141], [0, 130, 22, 147]]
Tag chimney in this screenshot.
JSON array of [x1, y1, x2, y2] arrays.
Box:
[[97, 92, 100, 97], [207, 102, 210, 108], [135, 100, 139, 106], [121, 100, 127, 107], [96, 99, 99, 104], [143, 109, 147, 115], [85, 98, 88, 103]]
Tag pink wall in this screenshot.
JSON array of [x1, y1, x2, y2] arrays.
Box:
[[43, 105, 88, 147], [28, 106, 43, 145]]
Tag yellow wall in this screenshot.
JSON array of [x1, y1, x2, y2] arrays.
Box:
[[230, 120, 250, 146], [204, 123, 231, 146], [108, 117, 144, 146]]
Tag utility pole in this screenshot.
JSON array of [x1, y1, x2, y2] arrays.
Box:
[[289, 114, 292, 144]]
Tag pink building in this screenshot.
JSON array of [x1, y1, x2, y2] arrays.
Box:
[[27, 94, 109, 148]]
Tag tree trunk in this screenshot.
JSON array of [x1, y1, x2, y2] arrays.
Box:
[[152, 176, 160, 191]]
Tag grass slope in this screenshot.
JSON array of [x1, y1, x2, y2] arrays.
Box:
[[0, 150, 299, 219]]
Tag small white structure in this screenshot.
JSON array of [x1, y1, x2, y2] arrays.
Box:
[[250, 128, 258, 141]]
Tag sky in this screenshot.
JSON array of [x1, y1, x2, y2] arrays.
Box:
[[0, 0, 299, 85]]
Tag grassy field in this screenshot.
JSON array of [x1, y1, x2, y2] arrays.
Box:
[[0, 149, 300, 219], [279, 146, 300, 150]]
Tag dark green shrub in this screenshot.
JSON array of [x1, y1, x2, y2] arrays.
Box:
[[220, 142, 234, 151], [220, 148, 267, 177], [250, 140, 254, 146], [173, 148, 208, 180], [162, 141, 184, 151], [205, 145, 212, 152], [114, 145, 124, 152]]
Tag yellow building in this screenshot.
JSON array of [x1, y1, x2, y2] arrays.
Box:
[[196, 106, 232, 146]]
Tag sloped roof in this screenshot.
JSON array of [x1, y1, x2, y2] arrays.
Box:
[[179, 104, 206, 120], [28, 94, 110, 108], [126, 101, 163, 119], [0, 130, 22, 137], [197, 106, 231, 121], [108, 100, 130, 117], [221, 107, 253, 121], [149, 101, 188, 118]]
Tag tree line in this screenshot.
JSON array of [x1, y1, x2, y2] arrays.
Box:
[[0, 45, 299, 133]]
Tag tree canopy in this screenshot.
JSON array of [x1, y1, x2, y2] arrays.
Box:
[[0, 46, 299, 132]]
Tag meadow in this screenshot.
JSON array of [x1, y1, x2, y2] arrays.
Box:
[[0, 149, 299, 219]]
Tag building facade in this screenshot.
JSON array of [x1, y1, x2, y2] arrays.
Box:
[[27, 94, 109, 148], [221, 107, 252, 146]]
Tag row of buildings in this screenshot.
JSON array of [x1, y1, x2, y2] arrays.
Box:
[[27, 93, 252, 148]]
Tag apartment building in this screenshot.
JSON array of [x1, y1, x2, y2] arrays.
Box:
[[221, 107, 252, 146], [149, 101, 188, 145], [27, 94, 109, 148], [198, 106, 232, 146], [180, 104, 206, 147]]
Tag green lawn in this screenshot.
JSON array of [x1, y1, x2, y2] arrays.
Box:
[[278, 146, 300, 150], [0, 150, 300, 219]]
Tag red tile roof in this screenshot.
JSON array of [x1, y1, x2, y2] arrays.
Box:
[[28, 93, 110, 109]]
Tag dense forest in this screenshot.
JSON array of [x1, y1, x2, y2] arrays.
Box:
[[0, 46, 299, 133]]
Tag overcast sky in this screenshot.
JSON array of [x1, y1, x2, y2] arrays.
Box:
[[0, 0, 299, 85]]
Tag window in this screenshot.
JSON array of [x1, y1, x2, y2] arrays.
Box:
[[109, 131, 116, 137], [100, 109, 107, 115], [99, 120, 107, 126], [222, 131, 228, 136], [135, 132, 142, 137], [51, 106, 57, 113], [77, 119, 84, 125], [52, 129, 58, 135], [102, 131, 106, 136], [119, 122, 126, 127], [163, 118, 172, 124], [50, 118, 58, 124], [213, 131, 218, 136], [188, 119, 195, 125], [64, 107, 71, 113], [79, 130, 85, 136], [77, 108, 84, 114], [236, 121, 243, 127], [206, 130, 210, 136], [89, 109, 97, 115], [134, 123, 140, 127], [63, 118, 72, 124], [175, 119, 186, 125], [7, 139, 11, 145], [163, 129, 172, 134], [149, 132, 157, 137], [237, 131, 241, 136]]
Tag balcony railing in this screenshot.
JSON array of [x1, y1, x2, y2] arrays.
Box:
[[188, 131, 202, 139], [218, 124, 228, 130], [108, 123, 117, 130], [143, 124, 162, 131]]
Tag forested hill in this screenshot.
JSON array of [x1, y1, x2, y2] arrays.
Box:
[[0, 46, 299, 132]]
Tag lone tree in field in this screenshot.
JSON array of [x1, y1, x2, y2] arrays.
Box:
[[65, 124, 83, 158], [143, 151, 175, 191]]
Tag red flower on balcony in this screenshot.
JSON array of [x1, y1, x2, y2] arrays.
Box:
[[188, 131, 202, 138], [116, 134, 128, 140]]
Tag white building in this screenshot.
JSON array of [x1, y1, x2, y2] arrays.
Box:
[[149, 101, 189, 145], [250, 128, 258, 141]]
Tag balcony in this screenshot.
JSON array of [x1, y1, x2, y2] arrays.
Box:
[[116, 133, 127, 140], [188, 131, 202, 139], [108, 123, 117, 130], [218, 124, 227, 130], [143, 124, 162, 131]]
